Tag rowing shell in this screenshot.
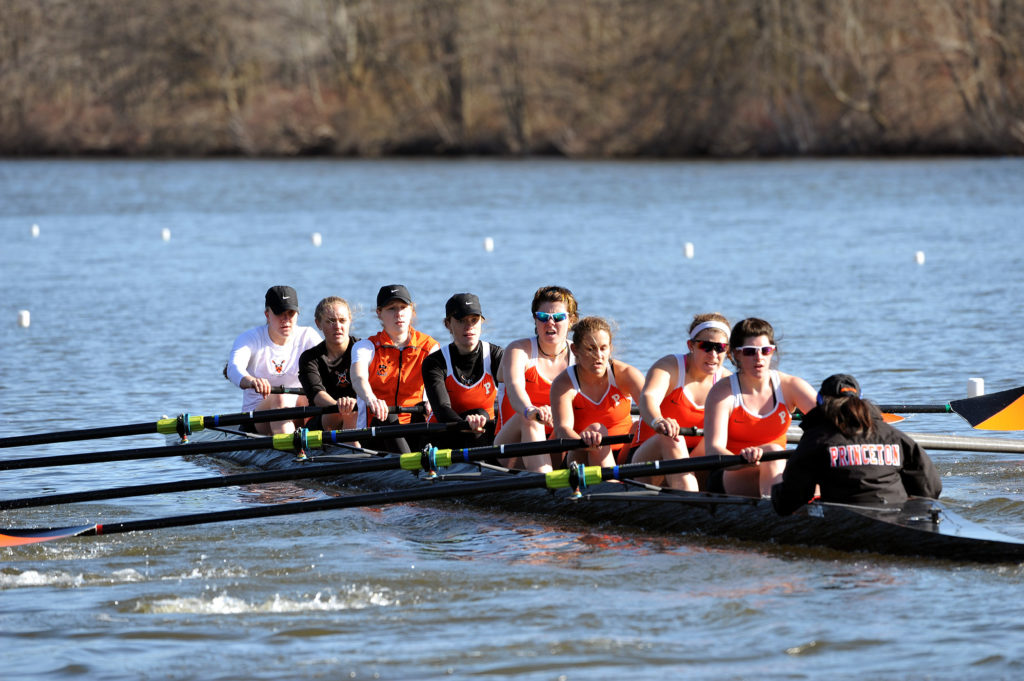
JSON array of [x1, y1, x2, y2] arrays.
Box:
[[177, 429, 1024, 563]]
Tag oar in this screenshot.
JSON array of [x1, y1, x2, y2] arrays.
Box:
[[0, 421, 455, 471], [0, 447, 778, 547], [876, 385, 1024, 431], [0, 434, 636, 510], [0, 404, 423, 449]]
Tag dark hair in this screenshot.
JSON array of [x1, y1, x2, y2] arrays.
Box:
[[728, 317, 778, 369], [729, 317, 775, 349], [531, 285, 579, 320], [820, 395, 879, 438]]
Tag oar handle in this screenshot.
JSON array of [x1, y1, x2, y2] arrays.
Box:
[[874, 404, 951, 414]]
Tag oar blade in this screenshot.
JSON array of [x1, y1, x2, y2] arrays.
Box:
[[880, 412, 905, 424], [0, 524, 97, 547], [950, 386, 1024, 431]]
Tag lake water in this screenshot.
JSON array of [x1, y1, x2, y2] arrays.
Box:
[[1, 157, 1024, 680]]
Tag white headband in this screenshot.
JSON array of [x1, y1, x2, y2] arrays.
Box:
[[689, 320, 731, 340]]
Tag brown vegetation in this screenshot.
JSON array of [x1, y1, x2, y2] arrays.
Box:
[[1, 0, 1022, 156]]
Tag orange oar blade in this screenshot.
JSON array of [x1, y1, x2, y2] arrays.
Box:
[[0, 524, 97, 547], [951, 386, 1024, 431], [881, 413, 905, 424]]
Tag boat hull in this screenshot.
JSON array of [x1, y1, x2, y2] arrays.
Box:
[[183, 430, 1024, 563]]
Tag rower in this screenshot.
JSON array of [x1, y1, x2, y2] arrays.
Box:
[[351, 284, 439, 453], [421, 293, 504, 449], [298, 296, 361, 434], [630, 313, 733, 491], [492, 285, 579, 472], [551, 316, 644, 469], [225, 285, 322, 435], [771, 373, 942, 514], [703, 318, 819, 498]]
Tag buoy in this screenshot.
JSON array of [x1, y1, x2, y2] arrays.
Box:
[[311, 232, 322, 247], [161, 228, 171, 242], [915, 251, 925, 265], [967, 377, 984, 397], [484, 237, 494, 252], [684, 242, 695, 259], [30, 224, 40, 238], [17, 310, 30, 328]]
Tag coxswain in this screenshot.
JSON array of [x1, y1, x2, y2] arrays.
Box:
[[298, 296, 360, 434], [551, 316, 644, 469], [630, 313, 732, 490], [422, 293, 504, 449], [492, 285, 579, 472], [225, 285, 322, 434], [772, 374, 942, 514], [351, 284, 439, 452], [703, 318, 818, 497]]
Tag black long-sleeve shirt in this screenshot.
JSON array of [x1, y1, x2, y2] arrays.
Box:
[[772, 408, 942, 515]]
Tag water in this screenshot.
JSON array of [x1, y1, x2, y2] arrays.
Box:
[[1, 158, 1024, 680]]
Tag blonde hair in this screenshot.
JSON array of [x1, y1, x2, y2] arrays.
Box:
[[314, 296, 352, 324]]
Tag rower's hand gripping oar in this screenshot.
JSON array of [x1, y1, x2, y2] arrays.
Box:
[[0, 440, 774, 547]]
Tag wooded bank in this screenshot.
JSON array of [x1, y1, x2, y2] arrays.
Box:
[[2, 0, 1022, 157]]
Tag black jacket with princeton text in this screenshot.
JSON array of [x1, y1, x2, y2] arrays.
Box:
[[771, 408, 942, 515]]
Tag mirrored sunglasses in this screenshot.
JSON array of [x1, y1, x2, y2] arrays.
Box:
[[534, 311, 569, 323], [736, 345, 776, 357]]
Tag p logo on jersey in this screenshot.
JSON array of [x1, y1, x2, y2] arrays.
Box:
[[272, 359, 285, 374]]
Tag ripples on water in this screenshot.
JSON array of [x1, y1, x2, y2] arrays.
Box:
[[2, 158, 1024, 679]]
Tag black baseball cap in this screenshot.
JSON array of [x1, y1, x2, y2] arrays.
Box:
[[377, 284, 413, 308], [265, 285, 299, 314], [819, 374, 861, 399], [445, 293, 484, 319]]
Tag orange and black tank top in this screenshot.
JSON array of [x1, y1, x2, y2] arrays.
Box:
[[496, 337, 575, 432], [725, 371, 791, 452], [428, 342, 498, 422], [568, 365, 633, 438], [634, 354, 720, 451]]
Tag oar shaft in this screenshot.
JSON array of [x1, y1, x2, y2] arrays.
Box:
[[875, 404, 951, 414], [0, 422, 457, 471], [7, 448, 786, 543], [1, 434, 636, 509], [91, 475, 545, 537], [0, 404, 424, 449]]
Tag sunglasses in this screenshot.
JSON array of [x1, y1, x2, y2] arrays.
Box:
[[534, 311, 569, 323], [693, 340, 728, 354], [736, 345, 776, 357]]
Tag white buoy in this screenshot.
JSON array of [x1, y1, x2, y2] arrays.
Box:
[[684, 242, 695, 259], [967, 377, 984, 397], [483, 237, 494, 252], [30, 224, 40, 238], [311, 232, 322, 247], [17, 310, 30, 328], [915, 250, 925, 265], [161, 228, 171, 242]]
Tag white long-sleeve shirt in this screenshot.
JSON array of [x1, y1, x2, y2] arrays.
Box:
[[226, 324, 322, 411]]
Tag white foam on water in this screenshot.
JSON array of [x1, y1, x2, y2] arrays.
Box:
[[142, 586, 398, 614]]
